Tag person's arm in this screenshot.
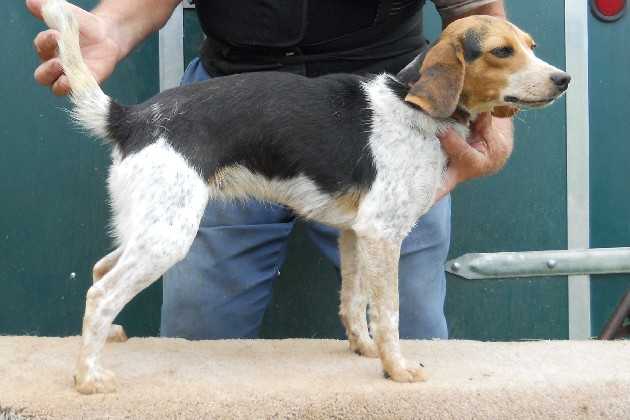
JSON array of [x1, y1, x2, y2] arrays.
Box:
[[432, 0, 514, 202], [27, 0, 180, 95], [441, 0, 507, 27]]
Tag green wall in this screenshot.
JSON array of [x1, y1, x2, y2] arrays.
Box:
[[588, 11, 630, 335]]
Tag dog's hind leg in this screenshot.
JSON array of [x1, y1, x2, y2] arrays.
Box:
[[76, 246, 179, 394], [92, 248, 122, 283], [76, 199, 208, 394], [74, 140, 209, 394], [92, 248, 127, 343], [338, 230, 378, 358]]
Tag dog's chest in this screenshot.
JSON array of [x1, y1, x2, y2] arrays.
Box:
[[369, 119, 445, 182], [360, 121, 446, 236], [355, 76, 449, 239]]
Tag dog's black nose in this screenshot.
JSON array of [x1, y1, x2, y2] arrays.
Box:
[[551, 72, 571, 92]]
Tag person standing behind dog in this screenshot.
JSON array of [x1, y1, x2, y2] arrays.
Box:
[[28, 0, 513, 340]]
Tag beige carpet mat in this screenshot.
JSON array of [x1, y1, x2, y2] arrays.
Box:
[[0, 337, 629, 419]]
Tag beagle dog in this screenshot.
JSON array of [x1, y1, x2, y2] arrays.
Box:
[[42, 0, 569, 394]]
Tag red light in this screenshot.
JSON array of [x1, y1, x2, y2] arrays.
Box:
[[594, 0, 625, 17]]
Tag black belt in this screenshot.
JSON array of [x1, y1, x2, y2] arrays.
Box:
[[200, 38, 427, 74]]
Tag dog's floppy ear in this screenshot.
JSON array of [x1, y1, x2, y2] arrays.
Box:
[[492, 105, 519, 118], [404, 39, 465, 119]]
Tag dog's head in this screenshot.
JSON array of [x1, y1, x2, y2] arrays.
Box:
[[400, 15, 570, 119]]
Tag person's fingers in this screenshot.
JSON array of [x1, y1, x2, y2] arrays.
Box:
[[477, 117, 513, 174], [51, 75, 71, 96], [467, 112, 493, 153], [471, 112, 492, 132], [25, 0, 44, 20], [438, 129, 465, 154], [439, 129, 482, 163], [34, 57, 63, 86], [34, 29, 59, 61]]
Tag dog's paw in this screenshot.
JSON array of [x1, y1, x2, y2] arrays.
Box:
[[384, 366, 427, 383], [350, 340, 379, 358], [106, 324, 128, 343], [74, 368, 117, 394]]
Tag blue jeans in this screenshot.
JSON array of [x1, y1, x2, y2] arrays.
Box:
[[161, 58, 450, 340]]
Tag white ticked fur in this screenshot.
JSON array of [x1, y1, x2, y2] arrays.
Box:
[[355, 75, 462, 241], [107, 138, 209, 248]]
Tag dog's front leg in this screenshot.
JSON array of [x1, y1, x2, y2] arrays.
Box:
[[356, 234, 426, 382], [339, 230, 378, 358]]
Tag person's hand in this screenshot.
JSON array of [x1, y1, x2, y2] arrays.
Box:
[[434, 113, 514, 202], [27, 0, 122, 95]]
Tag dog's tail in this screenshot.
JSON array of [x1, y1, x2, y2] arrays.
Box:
[[42, 0, 112, 139]]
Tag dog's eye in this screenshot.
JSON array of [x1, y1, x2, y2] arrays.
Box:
[[490, 46, 514, 58]]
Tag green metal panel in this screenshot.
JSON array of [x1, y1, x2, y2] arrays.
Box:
[[588, 12, 630, 335], [0, 0, 160, 336]]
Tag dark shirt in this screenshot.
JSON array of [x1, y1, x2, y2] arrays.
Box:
[[195, 0, 495, 76]]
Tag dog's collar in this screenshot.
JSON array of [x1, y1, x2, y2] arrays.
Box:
[[450, 107, 471, 125]]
